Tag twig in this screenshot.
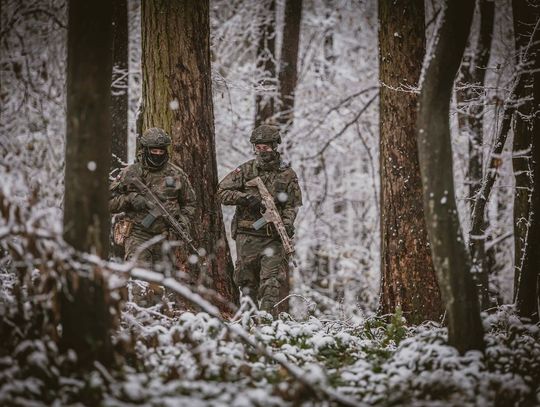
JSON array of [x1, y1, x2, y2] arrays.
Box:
[[304, 92, 378, 160]]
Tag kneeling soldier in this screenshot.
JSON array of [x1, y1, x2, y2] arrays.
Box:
[[217, 125, 302, 316]]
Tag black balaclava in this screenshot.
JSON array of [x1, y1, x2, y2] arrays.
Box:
[[143, 147, 168, 169]]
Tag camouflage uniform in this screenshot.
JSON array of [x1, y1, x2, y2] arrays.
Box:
[[217, 125, 302, 315], [109, 128, 196, 269]]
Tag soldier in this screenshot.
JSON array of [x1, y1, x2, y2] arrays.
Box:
[[217, 124, 302, 316], [109, 127, 196, 272]]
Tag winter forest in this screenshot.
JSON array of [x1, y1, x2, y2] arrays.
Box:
[[1, 0, 539, 405]]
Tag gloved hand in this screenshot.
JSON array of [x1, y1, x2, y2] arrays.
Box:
[[130, 193, 148, 211], [284, 224, 295, 238], [240, 192, 262, 212]]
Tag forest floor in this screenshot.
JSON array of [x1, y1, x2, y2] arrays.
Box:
[[1, 270, 539, 407]]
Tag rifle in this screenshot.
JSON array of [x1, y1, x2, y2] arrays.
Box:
[[129, 176, 200, 255], [245, 176, 295, 258]]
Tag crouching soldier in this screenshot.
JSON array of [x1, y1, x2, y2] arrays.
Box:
[[109, 127, 196, 279], [217, 125, 302, 317]]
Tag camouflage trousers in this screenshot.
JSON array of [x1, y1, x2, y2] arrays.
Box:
[[124, 228, 169, 266], [124, 227, 191, 308], [234, 233, 288, 316]]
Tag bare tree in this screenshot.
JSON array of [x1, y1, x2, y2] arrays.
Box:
[[111, 0, 128, 174], [512, 0, 538, 302], [62, 0, 114, 365], [514, 0, 540, 322], [254, 0, 276, 127], [277, 0, 302, 130], [141, 0, 236, 309], [456, 0, 495, 310], [416, 0, 484, 352], [378, 0, 443, 323]]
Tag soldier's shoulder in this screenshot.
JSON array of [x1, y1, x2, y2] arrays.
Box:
[[239, 159, 256, 171], [166, 162, 190, 179], [230, 159, 256, 176], [279, 161, 299, 179], [117, 162, 140, 179]]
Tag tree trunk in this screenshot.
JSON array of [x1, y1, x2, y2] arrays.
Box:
[[512, 0, 536, 302], [277, 0, 302, 130], [456, 0, 495, 310], [378, 0, 443, 324], [141, 0, 236, 310], [514, 0, 540, 322], [416, 0, 484, 353], [111, 0, 128, 174], [254, 0, 277, 127], [62, 0, 114, 366]]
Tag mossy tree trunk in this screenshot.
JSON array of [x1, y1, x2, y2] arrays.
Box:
[[378, 0, 443, 324], [416, 0, 484, 353], [141, 0, 236, 309], [62, 0, 114, 366]]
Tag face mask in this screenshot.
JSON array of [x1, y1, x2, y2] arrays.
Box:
[[257, 150, 279, 163], [144, 148, 168, 168]]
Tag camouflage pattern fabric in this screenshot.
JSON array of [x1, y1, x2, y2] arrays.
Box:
[[235, 234, 286, 312], [109, 160, 196, 264]]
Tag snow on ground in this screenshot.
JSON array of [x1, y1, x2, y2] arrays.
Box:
[[1, 281, 539, 407]]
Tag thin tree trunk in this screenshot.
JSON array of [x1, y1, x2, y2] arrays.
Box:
[[274, 0, 302, 313], [254, 0, 276, 127], [417, 0, 484, 353], [62, 0, 114, 366], [514, 1, 540, 322], [379, 0, 443, 324], [512, 0, 537, 302], [277, 0, 302, 130], [111, 0, 128, 174], [457, 0, 495, 310], [141, 0, 236, 310]]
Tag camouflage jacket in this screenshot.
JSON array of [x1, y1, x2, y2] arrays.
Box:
[[109, 161, 196, 235], [217, 158, 302, 238]]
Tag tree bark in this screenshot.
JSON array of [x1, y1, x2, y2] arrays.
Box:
[[512, 0, 537, 303], [111, 0, 129, 174], [141, 0, 236, 310], [62, 0, 114, 366], [456, 0, 495, 310], [277, 0, 302, 130], [254, 0, 277, 127], [378, 0, 443, 324], [416, 0, 484, 353], [514, 0, 540, 322]]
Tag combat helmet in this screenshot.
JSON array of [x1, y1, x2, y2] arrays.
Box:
[[140, 127, 172, 148], [249, 124, 281, 146], [140, 127, 171, 169]]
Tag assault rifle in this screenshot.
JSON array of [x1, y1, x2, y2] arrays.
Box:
[[129, 176, 200, 255], [245, 176, 295, 258]]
